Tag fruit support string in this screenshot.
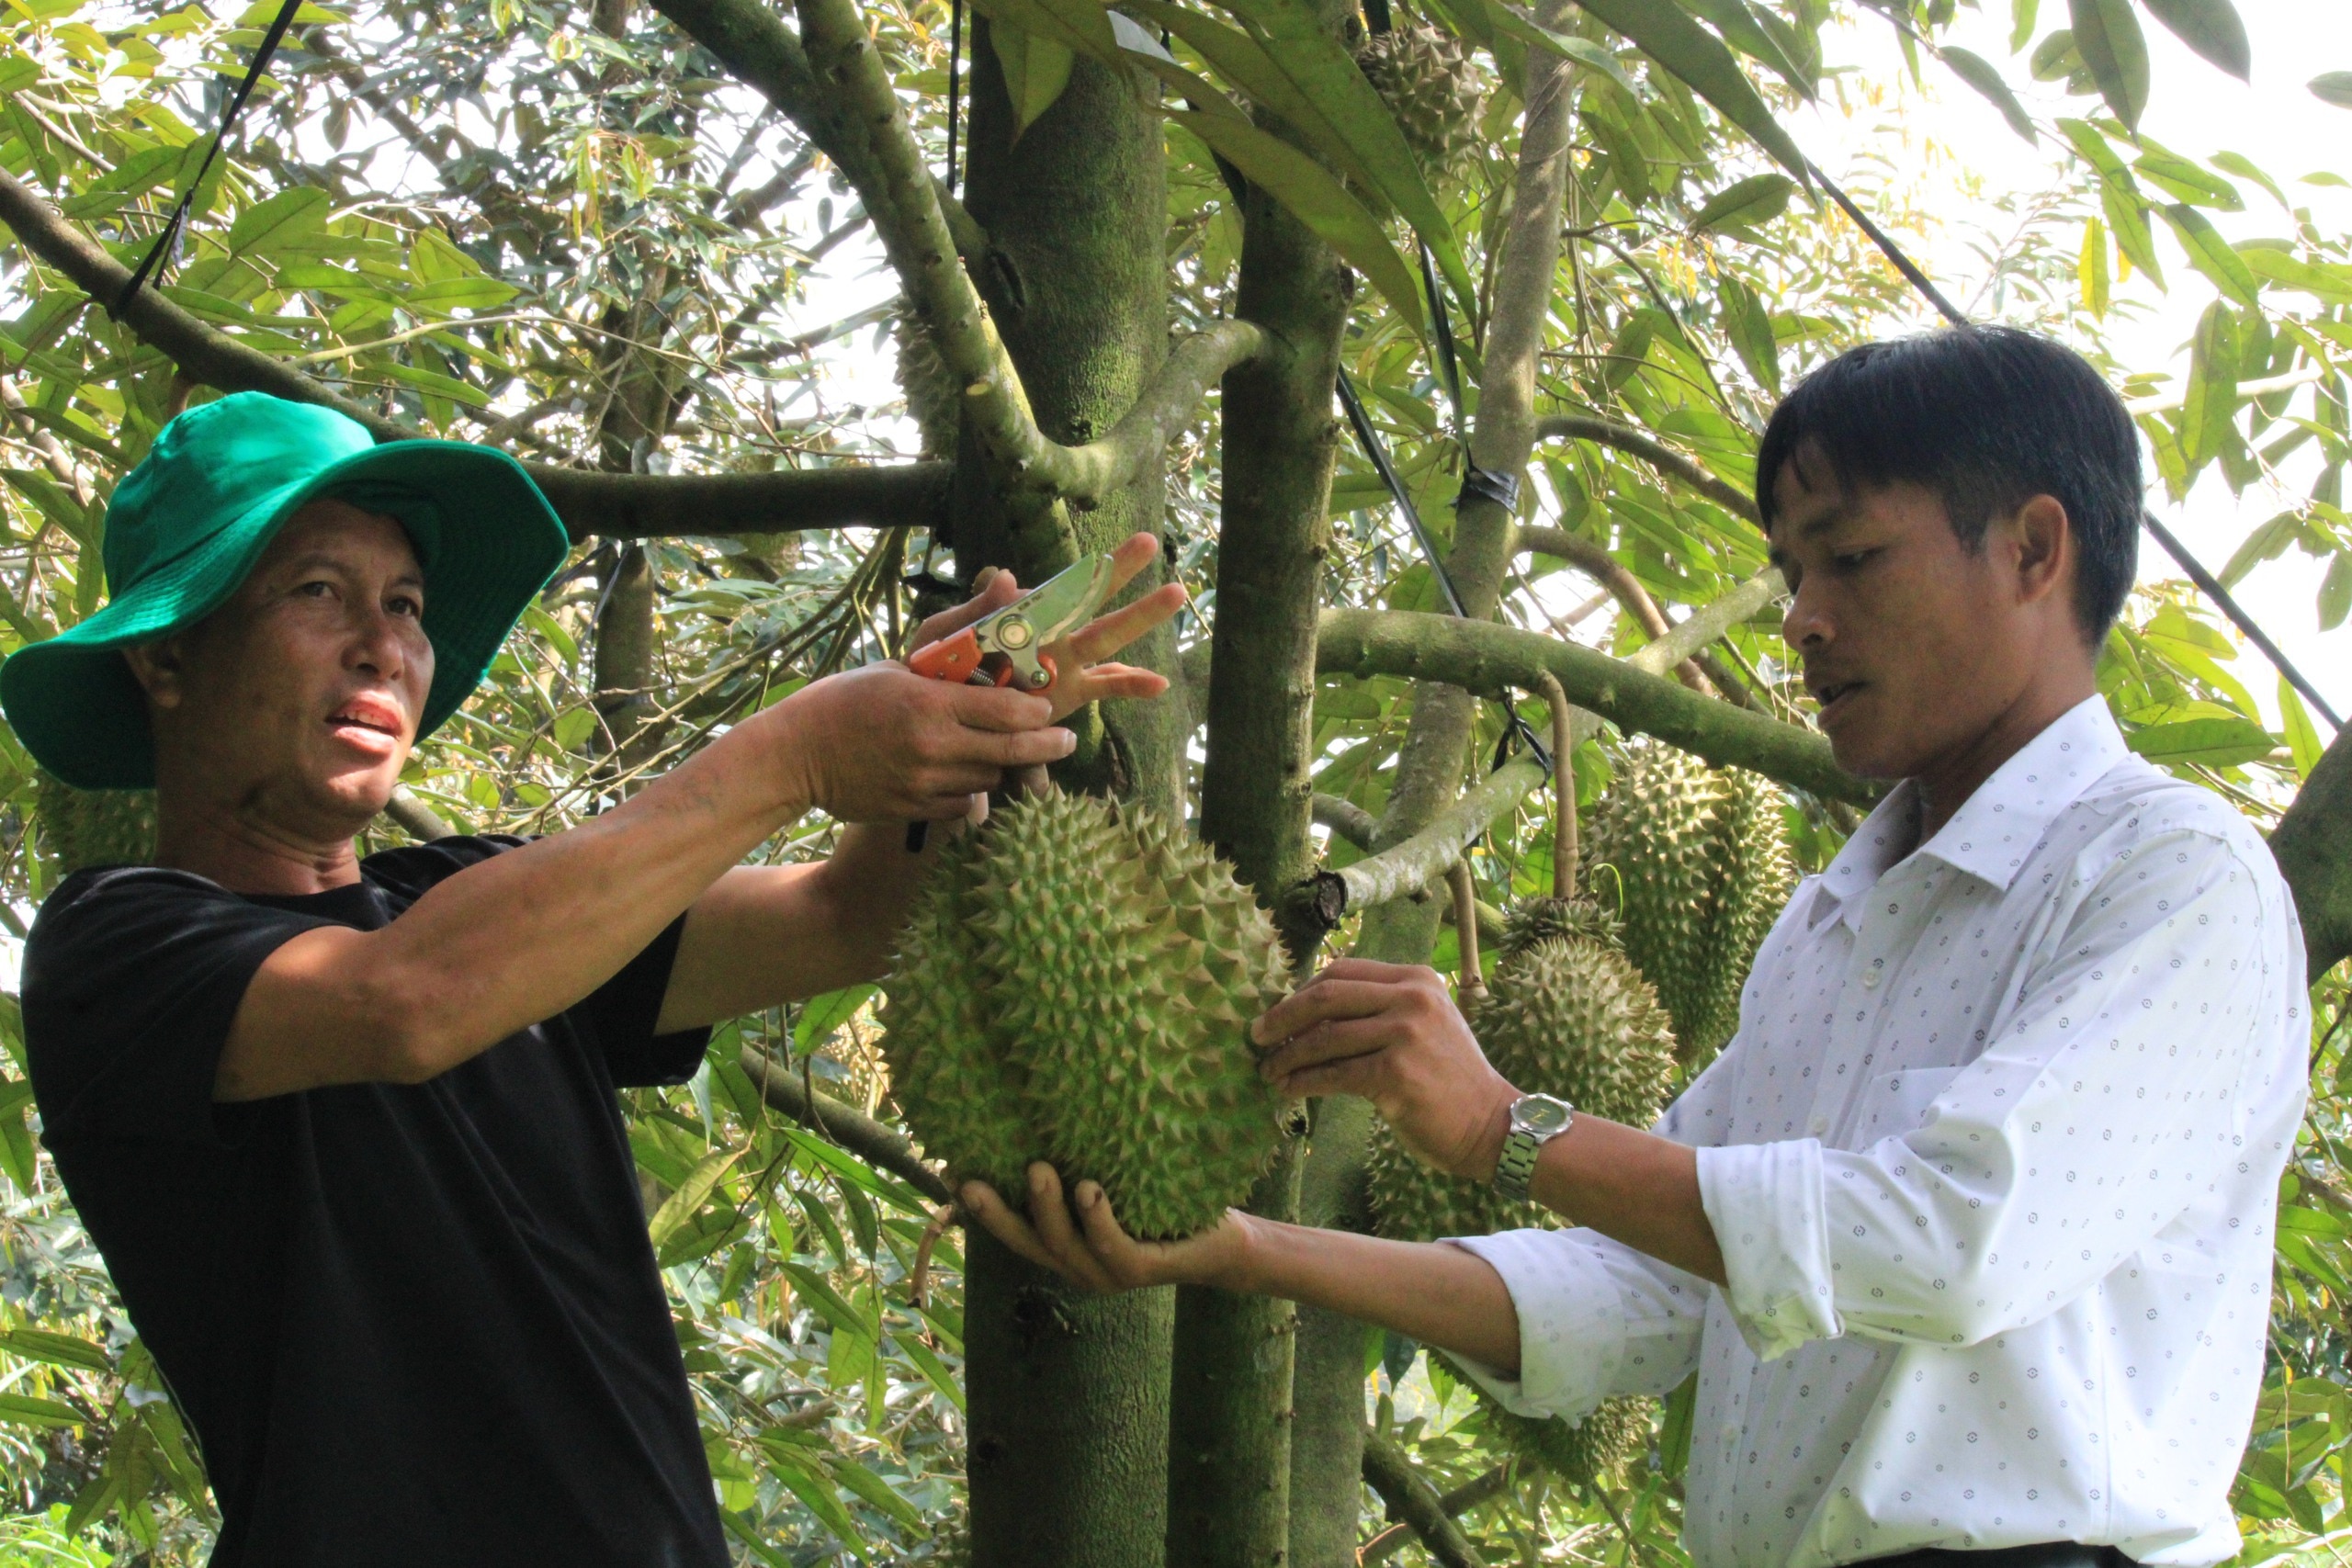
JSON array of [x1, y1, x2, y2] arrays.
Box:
[[1804, 158, 2343, 731]]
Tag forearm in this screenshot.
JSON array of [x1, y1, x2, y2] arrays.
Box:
[[1523, 1115, 1726, 1287], [382, 727, 797, 1049], [1222, 1214, 1524, 1372]]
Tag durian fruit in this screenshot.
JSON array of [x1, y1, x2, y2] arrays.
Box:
[[1364, 895, 1676, 1243], [1481, 1388, 1656, 1488], [894, 313, 961, 459], [877, 830, 1040, 1196], [1354, 23, 1484, 175], [34, 772, 157, 876], [879, 791, 1291, 1239], [1583, 742, 1792, 1066]]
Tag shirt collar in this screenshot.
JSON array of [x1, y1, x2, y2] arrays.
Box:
[[1801, 695, 2127, 929]]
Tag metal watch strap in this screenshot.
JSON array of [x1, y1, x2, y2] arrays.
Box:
[[1492, 1094, 1573, 1202]]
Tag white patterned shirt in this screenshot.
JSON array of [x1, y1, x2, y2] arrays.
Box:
[[1451, 696, 2307, 1567]]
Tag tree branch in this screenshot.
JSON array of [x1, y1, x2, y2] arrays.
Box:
[[1312, 756, 1546, 919], [531, 464, 950, 540], [2271, 722, 2352, 977], [1535, 414, 1761, 525], [0, 167, 950, 542], [1026, 320, 1264, 504], [1624, 568, 1785, 678], [1360, 1427, 1487, 1568], [1316, 608, 1872, 806], [1516, 525, 1719, 696], [1360, 1465, 1511, 1564], [741, 1043, 954, 1204]]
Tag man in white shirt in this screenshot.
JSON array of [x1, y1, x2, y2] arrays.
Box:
[[967, 327, 2310, 1567]]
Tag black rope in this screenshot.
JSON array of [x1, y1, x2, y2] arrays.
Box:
[[1336, 367, 1468, 618], [115, 0, 305, 317], [1806, 158, 2342, 731], [944, 0, 964, 195]]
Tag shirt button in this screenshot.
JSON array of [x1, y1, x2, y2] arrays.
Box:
[[1861, 969, 1882, 990], [1809, 1115, 1829, 1136]]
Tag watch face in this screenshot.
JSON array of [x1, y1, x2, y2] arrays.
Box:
[[1514, 1096, 1573, 1136]]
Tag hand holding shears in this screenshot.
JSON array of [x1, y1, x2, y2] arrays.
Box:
[[901, 532, 1186, 846]]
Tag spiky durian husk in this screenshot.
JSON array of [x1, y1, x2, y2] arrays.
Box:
[[1583, 744, 1793, 1066], [1365, 906, 1675, 1246], [1482, 1386, 1656, 1488], [35, 773, 156, 877], [880, 794, 1289, 1239], [1354, 24, 1483, 174], [894, 313, 961, 458], [878, 831, 1039, 1193]]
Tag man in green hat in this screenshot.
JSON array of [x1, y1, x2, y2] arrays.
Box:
[[4, 390, 1182, 1564]]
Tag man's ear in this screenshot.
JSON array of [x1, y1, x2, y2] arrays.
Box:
[[120, 636, 188, 712], [2006, 494, 2073, 608]]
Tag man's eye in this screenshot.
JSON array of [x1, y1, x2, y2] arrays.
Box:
[[390, 595, 424, 618], [298, 581, 334, 598], [1831, 549, 1874, 572]]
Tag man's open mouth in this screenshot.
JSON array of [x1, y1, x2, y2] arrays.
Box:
[[1810, 680, 1863, 718], [327, 700, 402, 738]]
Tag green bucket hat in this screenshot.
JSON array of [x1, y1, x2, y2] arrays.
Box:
[[0, 392, 571, 790]]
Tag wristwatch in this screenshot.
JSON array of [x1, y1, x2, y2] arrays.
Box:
[[1491, 1093, 1575, 1202]]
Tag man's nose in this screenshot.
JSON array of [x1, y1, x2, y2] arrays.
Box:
[[345, 604, 410, 676], [1782, 574, 1833, 649]]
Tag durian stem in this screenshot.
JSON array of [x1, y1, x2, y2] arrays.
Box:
[[1360, 1466, 1511, 1564], [1315, 608, 1874, 807], [1516, 526, 1722, 699], [1360, 1427, 1488, 1568], [1534, 668, 1577, 900], [1625, 569, 1787, 681], [1448, 860, 1487, 1005]]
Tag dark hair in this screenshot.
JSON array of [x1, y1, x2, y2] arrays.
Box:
[[1754, 326, 2142, 640]]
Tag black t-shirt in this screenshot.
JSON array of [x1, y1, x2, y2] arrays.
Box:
[[20, 836, 727, 1567]]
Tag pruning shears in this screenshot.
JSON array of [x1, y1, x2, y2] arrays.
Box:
[[903, 552, 1116, 849], [907, 552, 1115, 692]]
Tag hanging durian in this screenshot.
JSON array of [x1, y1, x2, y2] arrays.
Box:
[[35, 772, 156, 877], [893, 312, 962, 459], [1367, 675, 1674, 1487], [1354, 23, 1484, 175], [1583, 740, 1792, 1067], [879, 790, 1291, 1239]]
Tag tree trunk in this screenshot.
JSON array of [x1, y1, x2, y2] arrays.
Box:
[[1174, 6, 1356, 1558], [954, 33, 1179, 1568], [1290, 22, 1585, 1551]]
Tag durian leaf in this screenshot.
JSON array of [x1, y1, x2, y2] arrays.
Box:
[[2241, 247, 2352, 304], [965, 0, 1117, 66], [1688, 172, 1793, 234], [1561, 0, 1807, 179], [0, 1393, 85, 1429], [793, 982, 876, 1056], [2124, 716, 2276, 767], [1939, 45, 2037, 143], [1124, 0, 1376, 190], [761, 1447, 874, 1561], [785, 1260, 882, 1340], [2313, 72, 2352, 109], [0, 1326, 111, 1375], [1165, 109, 1427, 336], [1479, 8, 1637, 99], [1189, 0, 1478, 323], [2131, 143, 2240, 210], [779, 1126, 934, 1215], [893, 1332, 967, 1413], [2065, 0, 2147, 131], [991, 20, 1078, 140], [2139, 0, 2248, 81], [648, 1145, 744, 1246], [2160, 205, 2259, 308], [1678, 0, 1812, 96]]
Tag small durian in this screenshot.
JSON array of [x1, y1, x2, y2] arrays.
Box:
[[880, 791, 1291, 1239], [1477, 1384, 1655, 1488], [1583, 742, 1792, 1067], [35, 772, 156, 877], [1354, 23, 1484, 175], [894, 312, 961, 458], [1364, 894, 1677, 1242]]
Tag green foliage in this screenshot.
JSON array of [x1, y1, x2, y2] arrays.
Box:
[[0, 0, 2345, 1556]]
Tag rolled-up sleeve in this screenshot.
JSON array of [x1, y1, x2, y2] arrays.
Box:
[[1443, 1227, 1710, 1418], [1690, 829, 2280, 1359]]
